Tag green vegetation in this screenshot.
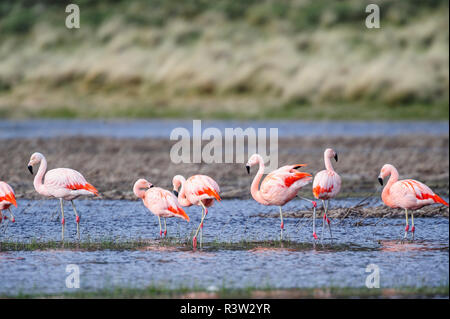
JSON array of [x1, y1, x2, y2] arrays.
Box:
[[0, 0, 448, 120], [5, 284, 449, 299], [0, 238, 340, 252]]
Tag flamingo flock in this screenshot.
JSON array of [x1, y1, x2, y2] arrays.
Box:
[[0, 149, 448, 249]]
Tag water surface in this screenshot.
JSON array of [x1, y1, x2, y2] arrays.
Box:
[[1, 119, 448, 139], [0, 199, 448, 295]]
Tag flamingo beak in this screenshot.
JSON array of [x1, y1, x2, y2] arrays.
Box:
[[173, 190, 179, 197], [378, 177, 383, 185], [334, 154, 338, 162], [27, 165, 33, 175], [246, 165, 250, 174], [149, 184, 154, 188]]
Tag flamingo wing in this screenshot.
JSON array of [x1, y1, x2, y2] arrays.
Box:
[[313, 170, 341, 199], [44, 168, 99, 196], [398, 179, 448, 206], [0, 181, 17, 207], [145, 188, 189, 221], [189, 175, 221, 202], [264, 165, 312, 189]]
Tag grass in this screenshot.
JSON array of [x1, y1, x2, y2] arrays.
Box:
[[4, 284, 449, 299], [0, 101, 448, 121], [0, 0, 448, 120], [0, 236, 369, 252], [0, 237, 314, 252]]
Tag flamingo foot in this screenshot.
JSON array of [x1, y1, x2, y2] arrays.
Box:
[[313, 232, 318, 240], [193, 236, 197, 249], [61, 218, 65, 225]]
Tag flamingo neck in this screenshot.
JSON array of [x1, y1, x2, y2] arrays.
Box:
[[133, 184, 146, 199], [34, 157, 48, 196], [250, 156, 270, 205], [382, 167, 399, 199], [175, 176, 191, 206], [324, 153, 334, 171]]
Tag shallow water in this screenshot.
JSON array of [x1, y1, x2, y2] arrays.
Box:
[[1, 119, 448, 139], [0, 199, 448, 295]]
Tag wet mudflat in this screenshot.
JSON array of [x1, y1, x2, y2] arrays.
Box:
[[0, 198, 448, 297]]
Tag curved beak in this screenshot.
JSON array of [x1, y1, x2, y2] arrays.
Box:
[[378, 177, 383, 186], [27, 165, 33, 175], [173, 190, 179, 197], [148, 184, 154, 188], [334, 153, 338, 162], [246, 165, 250, 174]]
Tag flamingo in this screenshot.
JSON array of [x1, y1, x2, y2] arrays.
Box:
[[312, 148, 341, 240], [0, 181, 17, 232], [378, 164, 448, 241], [246, 153, 312, 240], [172, 174, 221, 249], [27, 152, 99, 241], [133, 178, 189, 237]]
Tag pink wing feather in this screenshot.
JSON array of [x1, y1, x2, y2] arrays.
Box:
[[0, 181, 17, 207], [399, 179, 448, 206], [44, 168, 99, 196]]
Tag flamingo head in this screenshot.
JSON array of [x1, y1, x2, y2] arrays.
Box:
[[172, 175, 185, 196], [246, 153, 262, 174], [27, 152, 45, 175], [378, 164, 396, 185], [325, 148, 338, 162], [133, 179, 153, 198]]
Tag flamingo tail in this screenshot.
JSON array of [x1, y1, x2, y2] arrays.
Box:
[[168, 206, 190, 222], [0, 193, 17, 207], [434, 194, 449, 206]]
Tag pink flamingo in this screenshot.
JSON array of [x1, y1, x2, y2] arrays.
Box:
[[27, 152, 99, 241], [378, 164, 448, 241], [0, 181, 17, 232], [312, 148, 341, 240], [172, 174, 221, 249], [133, 179, 189, 238], [246, 154, 312, 240]]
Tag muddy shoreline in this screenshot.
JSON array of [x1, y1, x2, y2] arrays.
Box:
[[1, 135, 448, 202]]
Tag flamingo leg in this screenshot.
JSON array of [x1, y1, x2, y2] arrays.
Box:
[[410, 211, 415, 241], [325, 200, 333, 239], [8, 207, 15, 223], [297, 196, 318, 240], [70, 201, 80, 240], [158, 216, 162, 238], [321, 200, 326, 241], [312, 204, 318, 241], [279, 206, 284, 241], [164, 218, 167, 237], [402, 208, 409, 242], [200, 206, 204, 248], [60, 198, 65, 242], [193, 202, 207, 249]]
